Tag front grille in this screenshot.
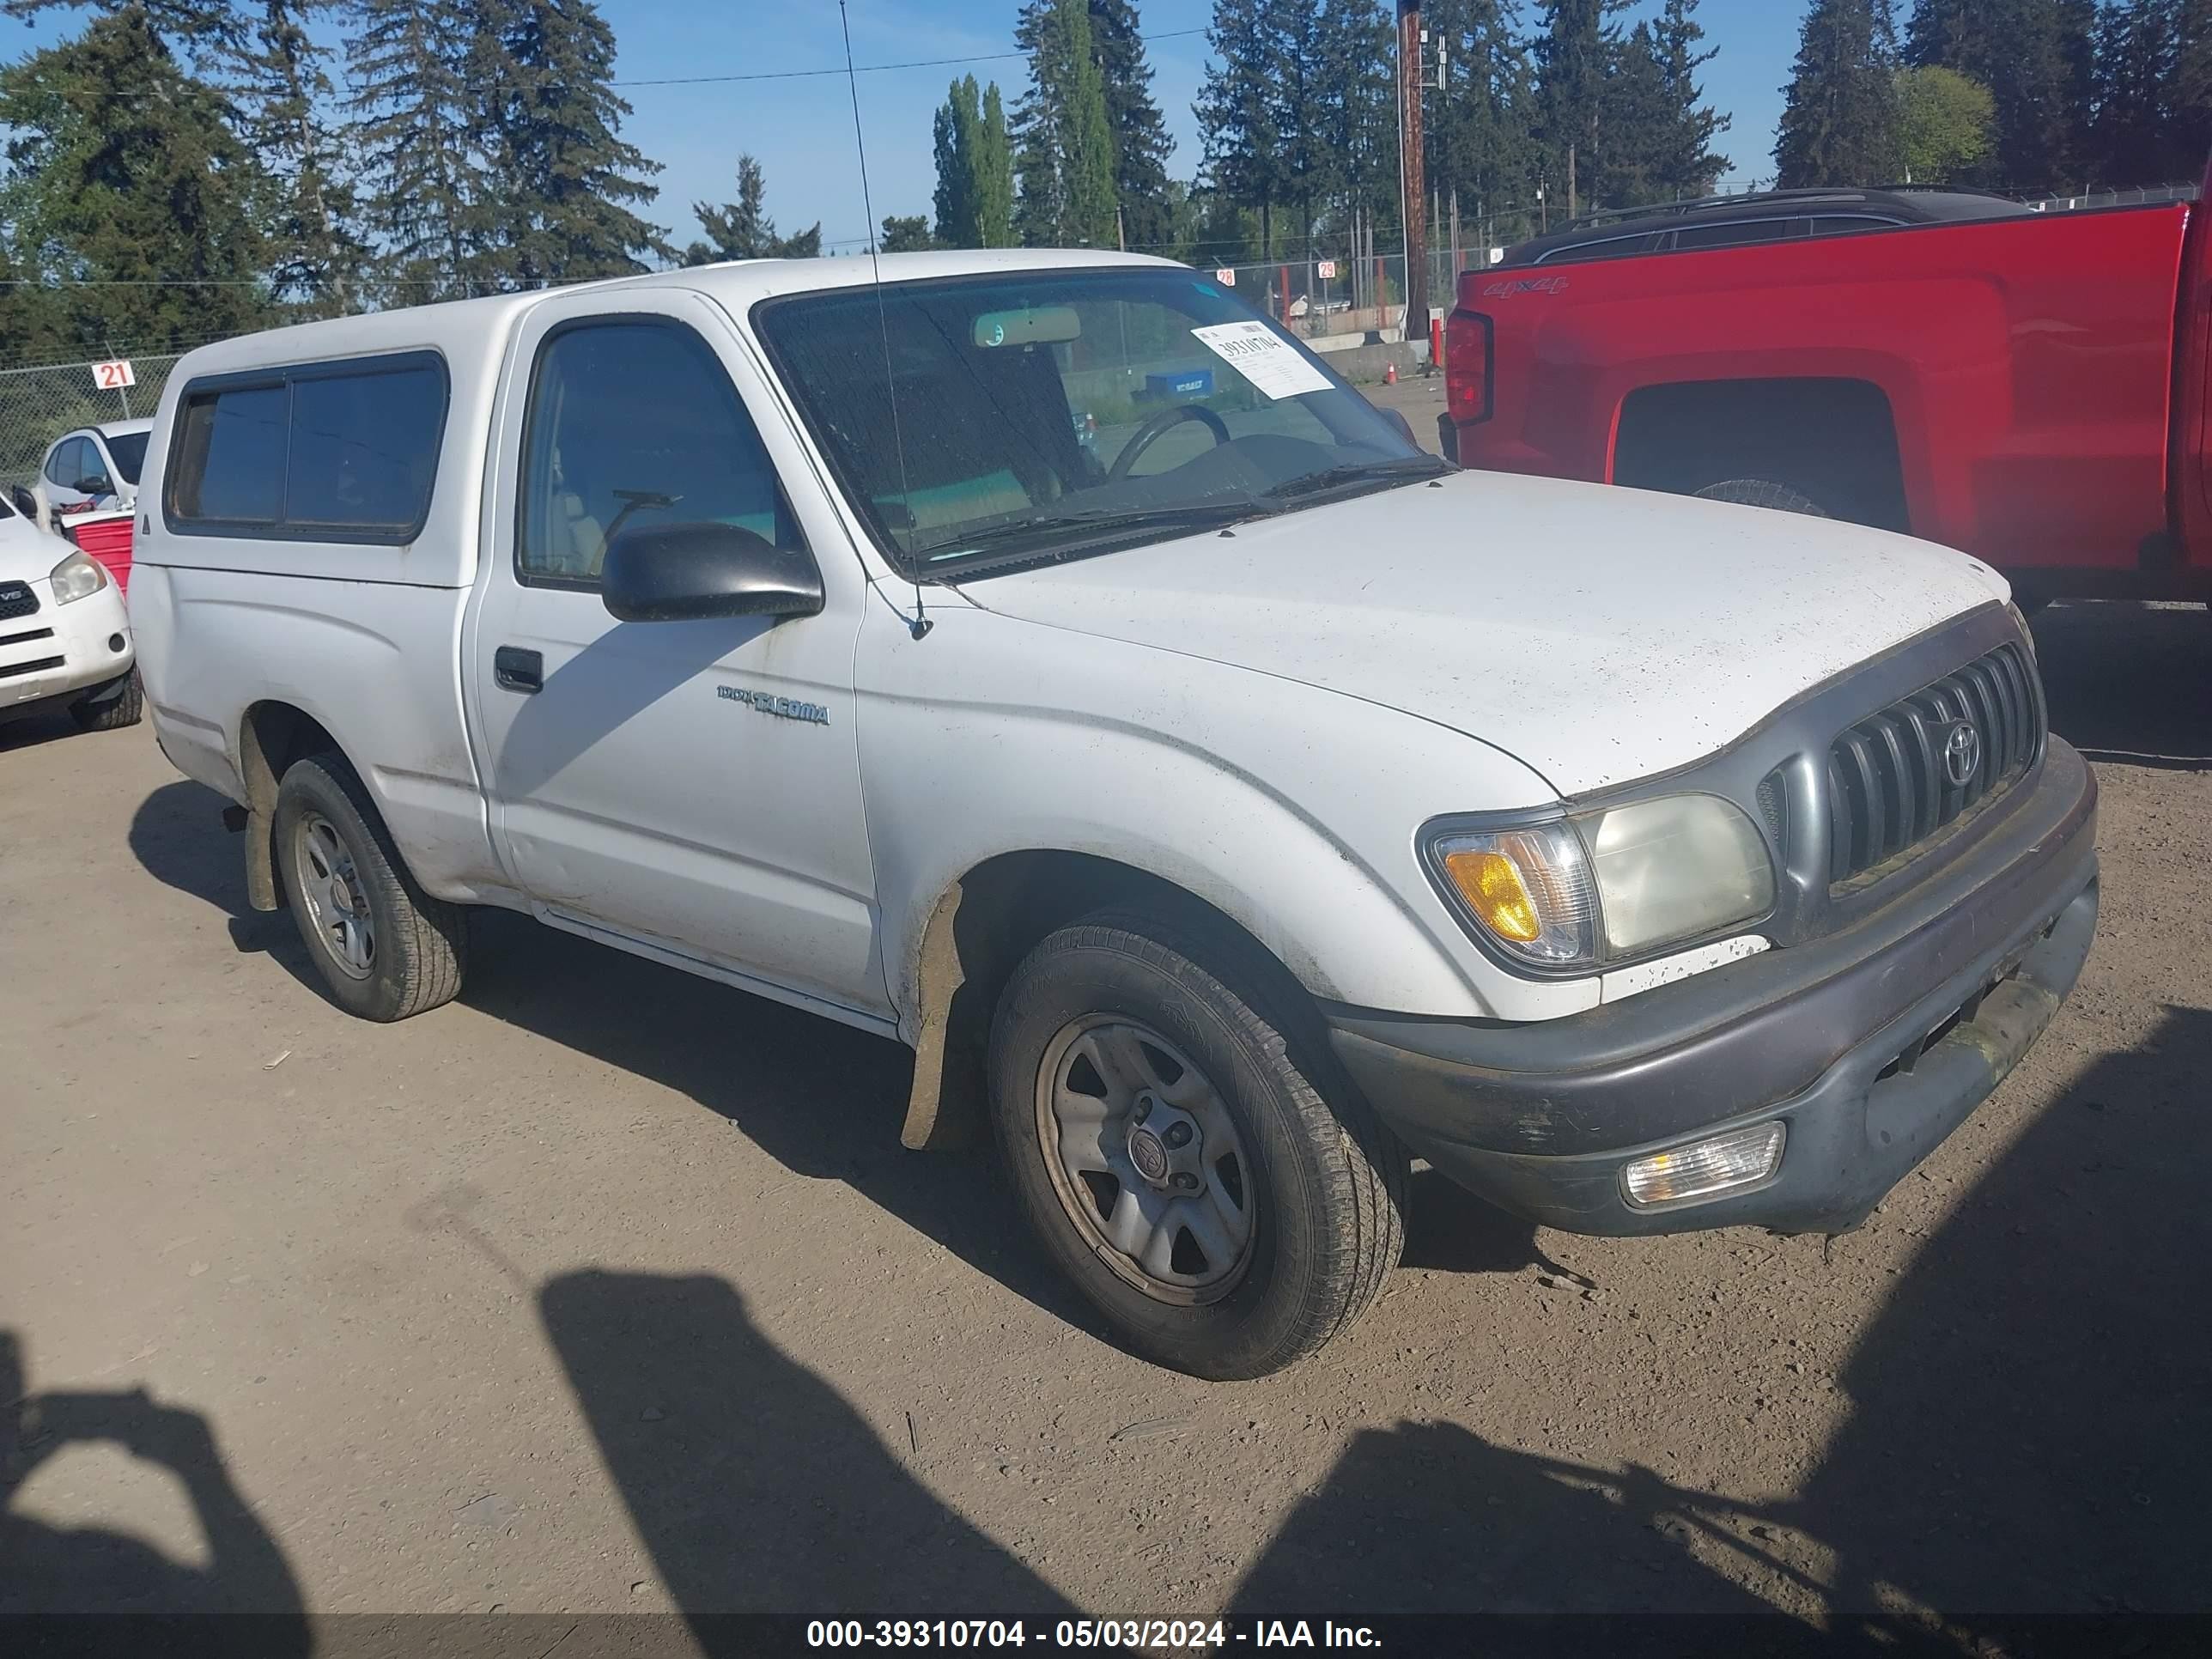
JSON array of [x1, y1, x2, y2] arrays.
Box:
[[1826, 641, 2044, 885], [0, 581, 38, 622], [0, 654, 65, 680], [1, 627, 54, 648]]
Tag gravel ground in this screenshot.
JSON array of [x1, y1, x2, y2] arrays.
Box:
[[3, 503, 2208, 1645]]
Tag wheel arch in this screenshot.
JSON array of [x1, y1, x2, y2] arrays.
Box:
[[897, 850, 1329, 1154], [1611, 375, 1911, 532], [235, 700, 349, 912]]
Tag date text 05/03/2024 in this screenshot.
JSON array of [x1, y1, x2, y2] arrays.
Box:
[[805, 1620, 1382, 1649]]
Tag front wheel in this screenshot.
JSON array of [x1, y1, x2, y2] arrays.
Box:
[[988, 909, 1406, 1378], [272, 753, 467, 1022], [70, 669, 143, 731]]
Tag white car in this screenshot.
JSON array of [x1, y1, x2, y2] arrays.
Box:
[[0, 488, 140, 731], [129, 252, 2096, 1378], [34, 416, 153, 529]]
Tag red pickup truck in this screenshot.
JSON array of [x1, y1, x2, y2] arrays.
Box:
[[1441, 173, 2212, 607]]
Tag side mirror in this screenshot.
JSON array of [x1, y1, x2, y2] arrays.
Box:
[[601, 521, 825, 623], [1382, 409, 1419, 448], [76, 477, 111, 495]]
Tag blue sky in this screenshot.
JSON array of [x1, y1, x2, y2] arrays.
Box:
[[3, 0, 1808, 252]]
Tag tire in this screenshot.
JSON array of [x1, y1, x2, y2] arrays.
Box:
[[69, 669, 143, 731], [1692, 478, 1831, 518], [988, 908, 1407, 1379], [272, 752, 466, 1022]]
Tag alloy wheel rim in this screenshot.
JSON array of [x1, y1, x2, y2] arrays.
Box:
[[295, 813, 374, 981], [1034, 1015, 1255, 1305]]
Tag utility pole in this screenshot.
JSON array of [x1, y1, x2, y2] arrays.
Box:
[[1568, 143, 1577, 222], [1396, 1, 1426, 348], [1116, 206, 1126, 252]]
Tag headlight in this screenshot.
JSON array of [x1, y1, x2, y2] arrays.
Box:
[[1429, 793, 1774, 971], [48, 548, 108, 605]]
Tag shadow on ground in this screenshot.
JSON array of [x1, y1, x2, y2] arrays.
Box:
[[1, 1330, 308, 1646], [1224, 1005, 2212, 1637], [2034, 600, 2210, 770]]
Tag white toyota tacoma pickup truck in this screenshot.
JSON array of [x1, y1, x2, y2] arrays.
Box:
[[131, 251, 2097, 1378]]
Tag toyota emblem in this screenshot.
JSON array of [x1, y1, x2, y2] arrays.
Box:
[[1942, 721, 1982, 788]]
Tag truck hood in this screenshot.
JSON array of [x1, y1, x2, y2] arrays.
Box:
[[958, 469, 2006, 796]]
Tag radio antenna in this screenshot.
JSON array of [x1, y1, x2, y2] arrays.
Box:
[[839, 0, 929, 641]]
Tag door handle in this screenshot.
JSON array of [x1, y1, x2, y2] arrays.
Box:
[[493, 645, 544, 694]]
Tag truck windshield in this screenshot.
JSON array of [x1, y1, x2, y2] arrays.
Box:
[[753, 268, 1442, 577]]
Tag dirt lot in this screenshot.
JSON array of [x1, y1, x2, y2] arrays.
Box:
[[4, 495, 2209, 1642]]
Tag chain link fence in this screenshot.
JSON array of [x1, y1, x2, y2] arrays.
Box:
[[0, 353, 186, 489]]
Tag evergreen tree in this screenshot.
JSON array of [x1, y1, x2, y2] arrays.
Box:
[[236, 0, 366, 314], [682, 155, 819, 264], [0, 0, 243, 70], [1421, 0, 1539, 247], [0, 6, 271, 351], [879, 215, 934, 252], [1196, 0, 1288, 256], [347, 0, 484, 301], [975, 83, 1017, 246], [1316, 0, 1400, 240], [2092, 0, 2178, 185], [1532, 0, 1630, 211], [1012, 0, 1118, 246], [1650, 0, 1730, 196], [471, 0, 668, 288], [2173, 0, 2212, 176], [1090, 0, 1176, 250], [1905, 0, 2089, 189], [1602, 23, 1677, 203], [1775, 0, 1900, 187]]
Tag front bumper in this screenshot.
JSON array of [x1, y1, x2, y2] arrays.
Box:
[[0, 574, 134, 717], [1330, 738, 2099, 1237]]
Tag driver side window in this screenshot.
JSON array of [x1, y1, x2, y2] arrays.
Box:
[[46, 437, 86, 489], [517, 318, 805, 589]]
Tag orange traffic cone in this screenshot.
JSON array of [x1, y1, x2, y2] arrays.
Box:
[[1385, 362, 1397, 385]]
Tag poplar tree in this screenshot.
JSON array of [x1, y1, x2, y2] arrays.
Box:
[[933, 75, 1015, 247], [933, 75, 987, 246], [1012, 0, 1118, 246], [1775, 0, 1900, 187]]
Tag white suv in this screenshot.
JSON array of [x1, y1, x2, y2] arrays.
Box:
[[34, 417, 153, 530], [0, 489, 139, 732], [129, 252, 2096, 1377]]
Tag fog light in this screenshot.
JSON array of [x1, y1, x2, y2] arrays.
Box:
[[1622, 1121, 1785, 1208], [108, 633, 125, 652]]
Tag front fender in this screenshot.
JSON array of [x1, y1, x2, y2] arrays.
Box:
[[858, 603, 1589, 1032]]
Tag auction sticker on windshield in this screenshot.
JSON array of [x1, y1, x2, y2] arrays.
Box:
[[1189, 320, 1333, 400]]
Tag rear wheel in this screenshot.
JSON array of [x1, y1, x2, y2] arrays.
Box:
[[69, 669, 143, 731], [988, 908, 1406, 1379], [1692, 478, 1831, 518], [273, 753, 466, 1022]]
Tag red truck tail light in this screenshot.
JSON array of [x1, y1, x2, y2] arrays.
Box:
[[1443, 308, 1493, 426]]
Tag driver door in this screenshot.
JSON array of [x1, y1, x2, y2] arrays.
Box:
[[462, 289, 884, 1021]]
